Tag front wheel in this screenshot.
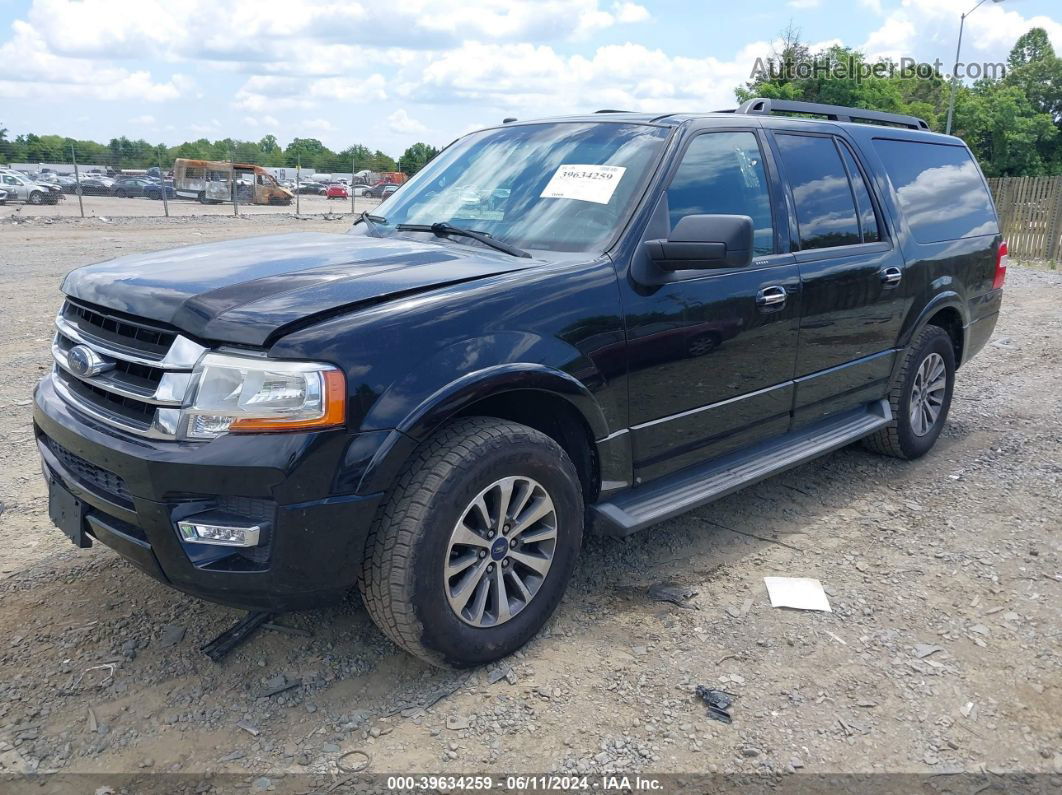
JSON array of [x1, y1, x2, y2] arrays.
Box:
[[359, 417, 584, 668], [28, 191, 44, 205], [864, 325, 955, 460]]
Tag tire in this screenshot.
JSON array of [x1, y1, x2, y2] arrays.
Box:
[[864, 325, 955, 460], [28, 191, 43, 205], [198, 192, 208, 204], [115, 189, 127, 198], [359, 416, 584, 668]]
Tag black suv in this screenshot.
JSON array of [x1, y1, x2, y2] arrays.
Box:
[[35, 99, 1006, 667]]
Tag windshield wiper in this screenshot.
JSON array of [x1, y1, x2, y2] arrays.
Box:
[[394, 222, 531, 258], [354, 210, 387, 228]]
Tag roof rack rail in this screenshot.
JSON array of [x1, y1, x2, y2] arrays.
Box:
[[595, 109, 630, 114], [735, 98, 930, 131]]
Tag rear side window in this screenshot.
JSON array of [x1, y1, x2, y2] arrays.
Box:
[[774, 134, 861, 250], [667, 131, 774, 256], [873, 139, 998, 242]]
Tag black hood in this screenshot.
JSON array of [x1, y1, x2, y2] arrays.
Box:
[[62, 232, 533, 346]]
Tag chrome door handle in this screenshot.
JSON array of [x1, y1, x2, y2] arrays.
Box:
[[756, 285, 787, 307], [880, 266, 902, 286]]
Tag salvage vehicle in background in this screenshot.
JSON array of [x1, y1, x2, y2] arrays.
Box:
[[35, 100, 1005, 668], [173, 159, 293, 205], [0, 171, 62, 204], [325, 184, 349, 200]]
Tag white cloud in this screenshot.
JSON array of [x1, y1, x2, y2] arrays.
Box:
[[387, 108, 428, 135], [24, 0, 652, 63], [130, 114, 155, 125], [612, 2, 649, 24], [408, 40, 771, 114], [861, 0, 1062, 64], [0, 20, 192, 101], [788, 0, 821, 8]]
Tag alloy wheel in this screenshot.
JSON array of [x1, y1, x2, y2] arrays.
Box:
[[444, 476, 557, 628], [909, 351, 946, 436]]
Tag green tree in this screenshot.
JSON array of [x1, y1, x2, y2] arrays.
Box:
[[399, 142, 439, 175]]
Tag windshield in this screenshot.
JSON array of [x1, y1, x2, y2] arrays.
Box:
[[372, 122, 670, 253]]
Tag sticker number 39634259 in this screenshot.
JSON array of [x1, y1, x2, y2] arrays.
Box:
[[539, 164, 627, 205]]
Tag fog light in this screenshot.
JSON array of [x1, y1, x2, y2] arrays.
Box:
[[177, 519, 261, 547]]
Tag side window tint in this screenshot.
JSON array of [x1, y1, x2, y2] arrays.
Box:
[[667, 131, 774, 256], [838, 142, 881, 243], [775, 134, 861, 249], [873, 139, 998, 243]]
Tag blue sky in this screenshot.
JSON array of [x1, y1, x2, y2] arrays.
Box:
[[1, 0, 1060, 157]]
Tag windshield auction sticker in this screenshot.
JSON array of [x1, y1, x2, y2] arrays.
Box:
[[540, 164, 626, 204]]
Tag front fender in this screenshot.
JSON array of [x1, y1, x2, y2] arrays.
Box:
[[353, 333, 612, 494]]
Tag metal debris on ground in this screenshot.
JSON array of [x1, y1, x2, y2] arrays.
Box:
[[200, 610, 274, 662], [647, 581, 699, 609], [694, 685, 735, 724]]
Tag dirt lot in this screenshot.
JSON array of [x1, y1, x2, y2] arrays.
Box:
[[0, 214, 1059, 789]]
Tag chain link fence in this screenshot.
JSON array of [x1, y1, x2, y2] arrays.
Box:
[[2, 147, 388, 220]]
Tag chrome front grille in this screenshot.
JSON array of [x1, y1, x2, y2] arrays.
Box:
[[51, 299, 206, 439]]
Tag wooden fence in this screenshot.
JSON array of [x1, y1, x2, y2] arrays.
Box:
[[987, 176, 1062, 263]]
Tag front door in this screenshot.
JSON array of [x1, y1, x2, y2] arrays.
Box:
[[621, 128, 801, 482], [768, 130, 911, 427]]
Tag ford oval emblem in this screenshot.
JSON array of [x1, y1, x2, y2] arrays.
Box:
[[67, 344, 114, 378]]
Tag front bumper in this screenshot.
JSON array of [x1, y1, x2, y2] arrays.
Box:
[[33, 373, 383, 611]]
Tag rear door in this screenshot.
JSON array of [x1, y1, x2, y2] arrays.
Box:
[[768, 128, 910, 427]]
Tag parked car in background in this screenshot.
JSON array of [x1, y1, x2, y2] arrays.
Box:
[[112, 178, 156, 198], [325, 184, 349, 200], [76, 177, 114, 196], [56, 175, 80, 193], [0, 188, 7, 204], [294, 181, 326, 195], [0, 172, 62, 204], [364, 183, 398, 199], [144, 181, 176, 200]]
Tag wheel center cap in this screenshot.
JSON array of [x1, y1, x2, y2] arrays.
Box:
[[490, 537, 508, 561]]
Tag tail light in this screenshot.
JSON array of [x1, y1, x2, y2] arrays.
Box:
[[993, 240, 1008, 289]]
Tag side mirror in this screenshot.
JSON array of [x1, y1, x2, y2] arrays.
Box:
[[645, 214, 754, 270]]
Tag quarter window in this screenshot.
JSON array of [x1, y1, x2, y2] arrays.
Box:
[[775, 134, 861, 250], [873, 139, 998, 243], [666, 131, 774, 256]]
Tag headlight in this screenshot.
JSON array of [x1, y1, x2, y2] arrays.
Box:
[[182, 353, 345, 439]]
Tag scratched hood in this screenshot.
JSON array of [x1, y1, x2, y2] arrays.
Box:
[[62, 232, 533, 346]]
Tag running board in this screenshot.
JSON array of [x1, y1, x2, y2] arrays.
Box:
[[592, 400, 891, 537]]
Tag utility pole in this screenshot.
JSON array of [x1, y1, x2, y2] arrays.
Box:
[[351, 151, 356, 216], [945, 0, 1005, 135], [70, 144, 84, 219]]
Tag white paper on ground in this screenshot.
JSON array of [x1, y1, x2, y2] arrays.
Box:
[[539, 164, 626, 204], [763, 576, 832, 612]]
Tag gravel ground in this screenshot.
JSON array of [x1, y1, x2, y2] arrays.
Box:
[[0, 215, 1059, 788]]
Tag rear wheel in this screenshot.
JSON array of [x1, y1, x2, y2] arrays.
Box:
[[359, 417, 584, 668], [115, 189, 127, 198], [864, 325, 955, 460]]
